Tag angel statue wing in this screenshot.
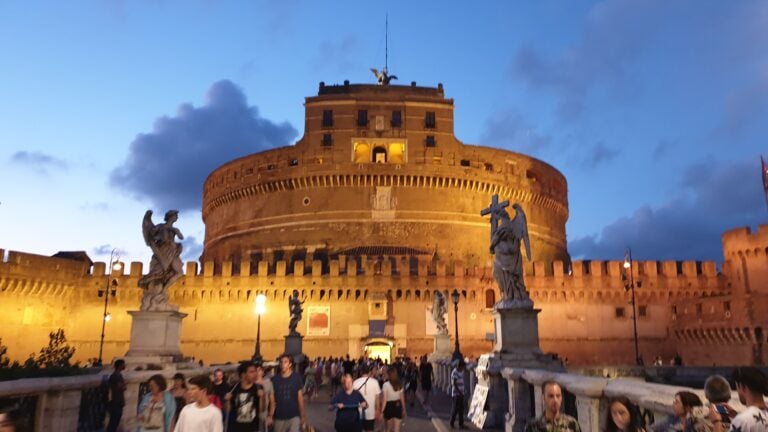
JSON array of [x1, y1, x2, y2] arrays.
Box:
[[511, 204, 532, 261], [141, 210, 155, 247]]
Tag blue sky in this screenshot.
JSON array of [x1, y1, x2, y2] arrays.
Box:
[[1, 0, 766, 265]]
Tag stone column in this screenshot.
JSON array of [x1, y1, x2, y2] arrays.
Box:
[[501, 368, 536, 432], [564, 376, 609, 432], [125, 310, 188, 365]]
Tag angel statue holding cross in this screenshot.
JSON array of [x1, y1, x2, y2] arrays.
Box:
[[481, 195, 533, 308]]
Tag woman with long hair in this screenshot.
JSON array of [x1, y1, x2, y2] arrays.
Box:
[[169, 372, 188, 425], [605, 397, 645, 432], [381, 368, 407, 432], [674, 391, 704, 432]]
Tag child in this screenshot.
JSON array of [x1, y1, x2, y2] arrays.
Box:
[[174, 375, 223, 432]]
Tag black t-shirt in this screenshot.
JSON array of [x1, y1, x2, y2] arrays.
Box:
[[213, 382, 229, 406], [272, 372, 303, 420], [420, 363, 433, 383], [108, 372, 125, 407], [229, 383, 263, 432], [342, 360, 355, 375]]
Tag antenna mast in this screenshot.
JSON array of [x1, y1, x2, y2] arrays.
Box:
[[385, 14, 388, 72]]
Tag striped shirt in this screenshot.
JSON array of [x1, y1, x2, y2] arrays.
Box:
[[451, 368, 464, 397]]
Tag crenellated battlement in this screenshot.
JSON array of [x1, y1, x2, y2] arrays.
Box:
[[722, 224, 768, 257], [0, 246, 727, 306]]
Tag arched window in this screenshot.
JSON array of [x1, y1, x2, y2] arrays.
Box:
[[372, 146, 387, 163], [485, 289, 496, 308]]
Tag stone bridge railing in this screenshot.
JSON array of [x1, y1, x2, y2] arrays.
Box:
[[0, 364, 237, 432], [432, 361, 742, 432]]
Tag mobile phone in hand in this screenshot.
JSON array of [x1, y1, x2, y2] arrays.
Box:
[[715, 404, 730, 423]]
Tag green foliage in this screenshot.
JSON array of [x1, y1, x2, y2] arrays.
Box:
[[0, 338, 10, 369], [35, 329, 75, 368], [0, 329, 90, 381]]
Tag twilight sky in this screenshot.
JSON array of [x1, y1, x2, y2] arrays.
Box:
[[1, 0, 766, 265]]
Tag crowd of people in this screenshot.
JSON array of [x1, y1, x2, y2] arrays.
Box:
[[2, 357, 763, 432], [523, 367, 768, 432], [98, 354, 446, 432]]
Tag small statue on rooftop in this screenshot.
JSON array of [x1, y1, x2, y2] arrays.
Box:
[[138, 210, 184, 311], [370, 67, 398, 85]]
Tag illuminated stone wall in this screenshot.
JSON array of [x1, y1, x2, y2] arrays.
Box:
[[1, 247, 738, 366]]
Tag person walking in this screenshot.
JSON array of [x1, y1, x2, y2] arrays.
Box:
[[381, 368, 406, 432], [255, 363, 275, 432], [270, 354, 306, 432], [138, 374, 176, 432], [711, 367, 768, 432], [449, 360, 466, 429], [174, 375, 222, 432], [419, 356, 434, 405], [524, 381, 581, 432], [304, 361, 318, 401], [226, 362, 264, 432], [604, 397, 646, 432], [353, 364, 382, 432], [330, 373, 368, 432], [106, 359, 127, 432], [170, 373, 188, 426]]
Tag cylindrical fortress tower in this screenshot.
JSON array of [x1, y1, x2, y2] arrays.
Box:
[[202, 81, 569, 267]]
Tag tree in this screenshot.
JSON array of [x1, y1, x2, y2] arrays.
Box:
[[35, 329, 75, 369], [0, 338, 9, 369]]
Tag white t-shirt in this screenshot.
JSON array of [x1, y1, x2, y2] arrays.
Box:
[[353, 375, 381, 420], [729, 406, 768, 432], [173, 403, 223, 432], [382, 381, 403, 402]]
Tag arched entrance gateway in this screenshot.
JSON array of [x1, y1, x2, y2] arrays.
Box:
[[364, 338, 393, 363]]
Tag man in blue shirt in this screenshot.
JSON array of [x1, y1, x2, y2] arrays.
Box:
[[270, 354, 306, 432]]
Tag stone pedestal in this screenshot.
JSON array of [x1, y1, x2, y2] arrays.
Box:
[[284, 334, 305, 364], [125, 311, 187, 365], [428, 334, 452, 362], [470, 306, 563, 430]]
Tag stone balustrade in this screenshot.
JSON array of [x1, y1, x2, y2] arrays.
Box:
[[430, 362, 744, 432], [0, 364, 237, 432]]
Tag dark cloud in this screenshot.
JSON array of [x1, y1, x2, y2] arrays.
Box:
[[479, 109, 551, 156], [92, 244, 126, 258], [652, 139, 676, 161], [511, 0, 661, 120], [582, 141, 620, 169], [181, 236, 203, 263], [110, 80, 298, 211], [569, 158, 765, 261], [312, 35, 361, 74], [10, 151, 67, 174]]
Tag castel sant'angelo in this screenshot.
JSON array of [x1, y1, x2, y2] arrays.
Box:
[[1, 75, 766, 366]]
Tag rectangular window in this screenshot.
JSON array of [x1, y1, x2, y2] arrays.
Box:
[[638, 305, 648, 317], [425, 111, 436, 128], [723, 301, 731, 311], [696, 303, 703, 315], [322, 110, 333, 127], [391, 110, 402, 127], [357, 110, 368, 127], [289, 159, 299, 167], [615, 307, 625, 318], [321, 133, 333, 147], [425, 135, 436, 147], [460, 159, 471, 167]]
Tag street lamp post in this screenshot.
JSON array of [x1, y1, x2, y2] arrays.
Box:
[[622, 248, 642, 366], [252, 293, 267, 363], [98, 249, 122, 366], [450, 289, 463, 362]]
